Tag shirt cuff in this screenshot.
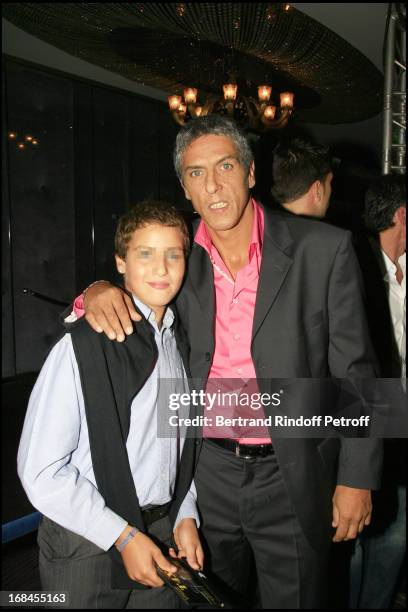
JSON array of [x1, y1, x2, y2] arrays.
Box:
[[83, 506, 128, 551], [173, 489, 200, 531]]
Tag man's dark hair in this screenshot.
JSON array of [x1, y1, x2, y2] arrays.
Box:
[[271, 138, 332, 204], [173, 115, 254, 181], [364, 174, 406, 234], [115, 200, 190, 259]]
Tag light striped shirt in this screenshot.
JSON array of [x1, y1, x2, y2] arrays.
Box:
[[17, 297, 198, 551]]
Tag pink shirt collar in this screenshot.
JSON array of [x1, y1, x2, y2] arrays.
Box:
[[194, 198, 264, 259]]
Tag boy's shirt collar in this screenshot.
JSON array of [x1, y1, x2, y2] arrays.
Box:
[[131, 294, 174, 330]]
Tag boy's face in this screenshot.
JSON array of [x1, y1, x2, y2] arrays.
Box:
[[115, 223, 185, 315]]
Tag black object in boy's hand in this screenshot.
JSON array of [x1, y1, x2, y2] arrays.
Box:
[[155, 556, 226, 608]]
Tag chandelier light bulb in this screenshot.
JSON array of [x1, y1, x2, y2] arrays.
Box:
[[258, 85, 272, 102], [168, 95, 182, 111], [183, 88, 198, 104], [280, 92, 294, 108], [223, 83, 238, 101], [264, 105, 276, 119]]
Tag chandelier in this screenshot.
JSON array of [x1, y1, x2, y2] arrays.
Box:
[[168, 83, 294, 132]]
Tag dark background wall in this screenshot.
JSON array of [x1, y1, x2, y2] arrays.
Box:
[[2, 57, 185, 379]]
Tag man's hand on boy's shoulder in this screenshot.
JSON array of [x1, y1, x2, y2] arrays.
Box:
[[118, 528, 177, 587], [84, 281, 141, 342], [171, 518, 204, 571]]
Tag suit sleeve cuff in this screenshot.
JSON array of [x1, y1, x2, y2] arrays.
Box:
[[337, 438, 383, 490]]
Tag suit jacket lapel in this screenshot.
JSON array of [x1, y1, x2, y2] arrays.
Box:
[[187, 243, 215, 323], [252, 208, 293, 340], [187, 208, 293, 341]]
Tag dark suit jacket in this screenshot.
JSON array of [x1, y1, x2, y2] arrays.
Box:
[[353, 234, 406, 491], [353, 234, 402, 377], [176, 205, 382, 552]]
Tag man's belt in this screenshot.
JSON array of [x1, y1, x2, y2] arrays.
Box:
[[206, 438, 274, 459], [141, 502, 171, 526]]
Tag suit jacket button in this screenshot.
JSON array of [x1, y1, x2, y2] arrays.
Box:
[[205, 352, 211, 361]]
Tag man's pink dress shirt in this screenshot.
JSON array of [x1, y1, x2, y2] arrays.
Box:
[[194, 199, 271, 444]]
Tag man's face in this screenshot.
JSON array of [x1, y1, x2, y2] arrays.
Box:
[[180, 134, 255, 233], [115, 224, 185, 314], [394, 205, 406, 251]]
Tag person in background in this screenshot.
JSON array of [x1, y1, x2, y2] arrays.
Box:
[[271, 137, 333, 219], [350, 175, 406, 609], [273, 144, 405, 609], [18, 201, 203, 609]]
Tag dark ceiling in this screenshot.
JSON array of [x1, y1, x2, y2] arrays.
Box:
[[2, 3, 385, 124]]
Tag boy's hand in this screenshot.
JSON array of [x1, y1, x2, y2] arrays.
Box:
[[170, 518, 204, 571], [119, 530, 177, 587], [84, 281, 141, 341]]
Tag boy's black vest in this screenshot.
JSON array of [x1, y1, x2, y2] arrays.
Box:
[[68, 306, 195, 590]]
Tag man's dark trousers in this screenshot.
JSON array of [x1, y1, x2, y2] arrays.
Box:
[[195, 439, 328, 609]]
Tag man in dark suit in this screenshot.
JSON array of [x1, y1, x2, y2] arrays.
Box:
[[79, 116, 381, 608], [354, 175, 405, 379], [350, 175, 406, 609]]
